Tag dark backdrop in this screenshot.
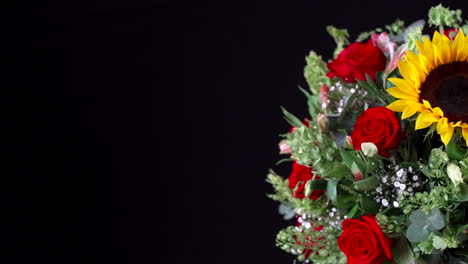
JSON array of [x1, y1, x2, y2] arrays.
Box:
[[7, 0, 467, 263]]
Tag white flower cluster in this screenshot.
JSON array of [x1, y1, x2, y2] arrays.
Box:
[[371, 165, 424, 208]]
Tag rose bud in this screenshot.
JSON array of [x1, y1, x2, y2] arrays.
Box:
[[278, 140, 291, 154], [361, 142, 378, 157], [317, 113, 329, 133]]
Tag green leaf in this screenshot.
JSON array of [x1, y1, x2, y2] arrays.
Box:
[[392, 236, 414, 264], [304, 178, 327, 197], [298, 86, 320, 119], [333, 192, 356, 209], [339, 148, 367, 175], [456, 224, 468, 242], [326, 178, 339, 203], [354, 176, 379, 191], [447, 141, 465, 161], [281, 107, 303, 128], [359, 195, 380, 214], [347, 203, 359, 219], [455, 183, 468, 202], [322, 164, 352, 179]]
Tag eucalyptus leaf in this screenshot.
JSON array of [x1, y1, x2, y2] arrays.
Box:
[[428, 208, 445, 230], [406, 223, 430, 243], [409, 209, 429, 226], [278, 204, 296, 220]]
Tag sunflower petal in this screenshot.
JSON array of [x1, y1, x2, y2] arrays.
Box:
[[388, 78, 418, 94], [437, 117, 454, 145], [431, 107, 444, 118], [397, 60, 412, 81], [415, 111, 438, 130], [422, 100, 432, 109], [452, 29, 465, 61], [462, 127, 468, 146], [387, 87, 419, 100], [402, 102, 425, 119], [387, 100, 408, 112], [422, 36, 435, 65]]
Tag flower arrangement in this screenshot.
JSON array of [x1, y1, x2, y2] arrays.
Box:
[[267, 4, 468, 264]]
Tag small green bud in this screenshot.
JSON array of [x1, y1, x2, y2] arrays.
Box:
[[297, 254, 305, 261], [319, 249, 329, 257]]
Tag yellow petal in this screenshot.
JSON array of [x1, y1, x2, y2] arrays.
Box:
[[462, 127, 468, 146], [402, 102, 425, 119], [388, 78, 419, 94], [397, 60, 412, 81], [431, 107, 444, 118], [422, 36, 435, 65], [437, 117, 454, 145], [415, 111, 438, 130], [387, 100, 409, 112], [387, 87, 419, 100], [433, 30, 442, 45], [422, 100, 432, 109], [452, 29, 465, 61]]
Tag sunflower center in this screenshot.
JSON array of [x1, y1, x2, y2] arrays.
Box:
[[420, 62, 468, 123]]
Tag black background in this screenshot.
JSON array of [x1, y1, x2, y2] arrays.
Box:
[[6, 0, 468, 263]]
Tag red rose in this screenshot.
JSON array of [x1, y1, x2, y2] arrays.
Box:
[[338, 215, 395, 264], [326, 42, 387, 83], [351, 106, 406, 157], [288, 161, 324, 199], [443, 28, 457, 40]]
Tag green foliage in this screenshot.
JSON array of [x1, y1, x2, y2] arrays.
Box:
[[284, 115, 340, 176], [400, 186, 452, 214], [376, 214, 405, 238], [304, 51, 330, 95], [354, 19, 405, 42], [326, 26, 350, 58], [356, 72, 388, 105], [406, 25, 424, 53], [266, 170, 292, 204], [428, 4, 463, 29]]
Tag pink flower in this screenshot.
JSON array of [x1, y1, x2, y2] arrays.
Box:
[[370, 32, 397, 58], [278, 140, 291, 154], [319, 84, 330, 109], [385, 44, 407, 75]]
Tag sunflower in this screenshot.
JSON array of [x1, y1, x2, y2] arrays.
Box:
[[387, 29, 468, 145]]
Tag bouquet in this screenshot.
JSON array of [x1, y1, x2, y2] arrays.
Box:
[[267, 4, 468, 264]]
